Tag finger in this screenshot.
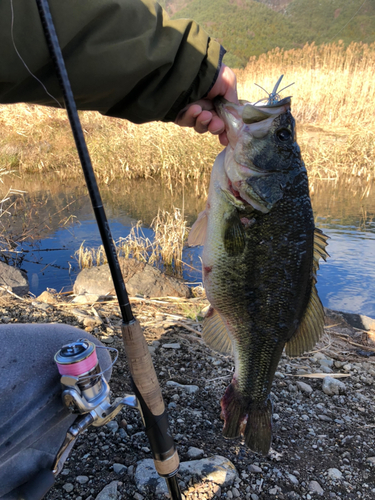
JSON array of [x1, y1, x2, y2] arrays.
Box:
[[194, 110, 213, 134], [175, 104, 202, 127], [207, 115, 225, 135], [219, 131, 229, 146]]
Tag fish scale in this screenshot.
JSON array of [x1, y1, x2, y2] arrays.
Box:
[[189, 92, 328, 455]]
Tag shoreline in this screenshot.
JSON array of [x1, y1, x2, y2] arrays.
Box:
[[1, 292, 375, 499]]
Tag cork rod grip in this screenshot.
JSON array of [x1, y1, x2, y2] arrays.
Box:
[[121, 320, 165, 416]]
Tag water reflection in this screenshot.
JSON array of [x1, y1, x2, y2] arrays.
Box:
[[1, 173, 374, 317]]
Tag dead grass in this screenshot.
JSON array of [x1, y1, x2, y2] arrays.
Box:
[[75, 207, 188, 277], [1, 41, 374, 192]]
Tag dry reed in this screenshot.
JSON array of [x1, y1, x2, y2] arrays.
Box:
[[1, 41, 374, 190], [75, 207, 188, 277]]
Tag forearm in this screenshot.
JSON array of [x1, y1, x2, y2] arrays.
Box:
[[0, 0, 224, 123]]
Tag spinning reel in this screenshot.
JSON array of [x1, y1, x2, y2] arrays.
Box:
[[52, 339, 141, 475]]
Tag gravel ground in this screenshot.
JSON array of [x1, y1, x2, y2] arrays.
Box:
[[1, 293, 375, 500]]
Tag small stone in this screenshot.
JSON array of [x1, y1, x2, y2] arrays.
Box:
[[273, 413, 280, 421], [309, 480, 324, 495], [113, 463, 127, 474], [101, 336, 114, 344], [287, 473, 299, 485], [76, 476, 89, 485], [72, 294, 100, 304], [227, 491, 233, 499], [162, 343, 181, 349], [367, 457, 375, 465], [232, 488, 240, 497], [343, 364, 352, 372], [327, 468, 343, 480], [296, 381, 313, 394], [319, 358, 334, 368], [187, 447, 204, 459], [63, 483, 74, 493], [248, 464, 262, 473], [166, 381, 199, 394], [127, 465, 135, 476], [133, 494, 144, 500], [251, 495, 259, 500], [269, 486, 282, 495], [94, 480, 118, 500], [37, 290, 56, 304], [106, 420, 119, 434], [321, 366, 333, 374], [318, 414, 332, 422], [322, 377, 346, 396]]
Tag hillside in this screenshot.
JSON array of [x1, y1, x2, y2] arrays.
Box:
[[159, 0, 375, 67]]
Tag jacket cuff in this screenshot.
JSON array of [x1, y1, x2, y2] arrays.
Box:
[[163, 40, 226, 123]]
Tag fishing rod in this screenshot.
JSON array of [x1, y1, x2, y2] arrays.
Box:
[[32, 1, 182, 499]]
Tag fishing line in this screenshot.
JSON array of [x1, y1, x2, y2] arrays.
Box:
[[327, 0, 368, 43], [76, 345, 119, 382], [9, 0, 62, 108]]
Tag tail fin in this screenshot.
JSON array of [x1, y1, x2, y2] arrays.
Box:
[[221, 383, 272, 456]]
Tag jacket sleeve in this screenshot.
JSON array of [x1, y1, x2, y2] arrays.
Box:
[[0, 0, 224, 123]]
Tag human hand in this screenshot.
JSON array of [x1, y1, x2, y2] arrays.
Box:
[[175, 64, 238, 146]]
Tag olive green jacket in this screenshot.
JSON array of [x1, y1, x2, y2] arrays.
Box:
[[0, 0, 224, 123]]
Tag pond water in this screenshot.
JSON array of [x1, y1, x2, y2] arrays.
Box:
[[1, 173, 374, 318]]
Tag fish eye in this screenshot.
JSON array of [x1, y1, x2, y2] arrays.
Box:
[[276, 128, 292, 142]]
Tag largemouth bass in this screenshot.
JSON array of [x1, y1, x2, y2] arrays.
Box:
[[188, 90, 328, 455]]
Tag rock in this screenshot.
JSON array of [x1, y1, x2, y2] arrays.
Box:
[[76, 475, 89, 484], [101, 336, 114, 344], [62, 483, 74, 493], [133, 494, 144, 500], [187, 447, 204, 459], [94, 481, 118, 500], [322, 376, 346, 396], [327, 468, 343, 480], [135, 456, 237, 494], [309, 480, 324, 495], [36, 290, 56, 304], [367, 457, 375, 465], [0, 261, 29, 296], [162, 343, 181, 349], [319, 358, 334, 368], [166, 380, 199, 394], [113, 463, 127, 474], [72, 293, 100, 304], [106, 420, 119, 434], [296, 381, 313, 394], [269, 485, 282, 494], [83, 317, 102, 328], [248, 465, 262, 473], [287, 473, 299, 485], [74, 257, 191, 298], [251, 495, 259, 500]]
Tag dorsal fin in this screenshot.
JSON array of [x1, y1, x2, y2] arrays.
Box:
[[188, 210, 208, 246], [313, 227, 329, 272], [202, 307, 233, 355], [285, 227, 329, 357]]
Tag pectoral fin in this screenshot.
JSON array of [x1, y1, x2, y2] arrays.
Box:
[[223, 216, 246, 256], [188, 210, 208, 246], [202, 307, 233, 355]]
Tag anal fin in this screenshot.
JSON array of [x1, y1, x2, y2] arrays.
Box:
[[286, 285, 325, 357]]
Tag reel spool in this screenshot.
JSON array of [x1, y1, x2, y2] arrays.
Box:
[[54, 339, 110, 415]]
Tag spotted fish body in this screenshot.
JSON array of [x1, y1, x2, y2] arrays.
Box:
[[189, 96, 328, 455]]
